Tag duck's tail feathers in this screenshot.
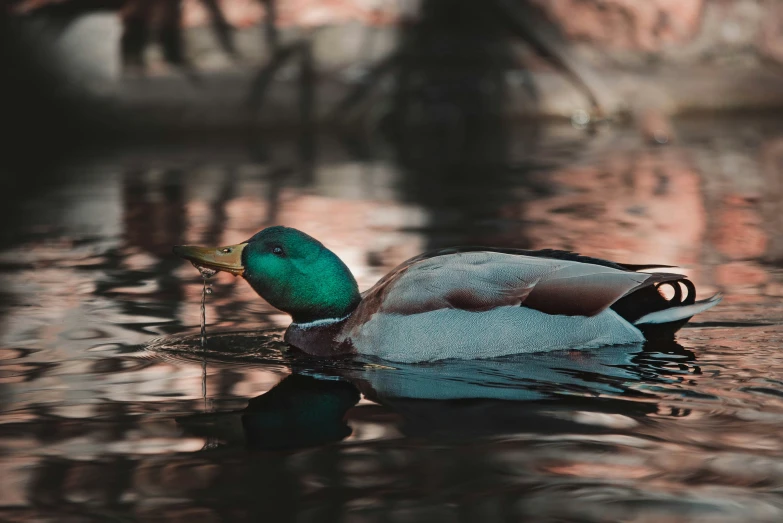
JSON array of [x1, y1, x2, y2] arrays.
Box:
[[634, 293, 722, 326]]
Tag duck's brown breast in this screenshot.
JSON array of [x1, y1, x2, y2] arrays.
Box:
[[284, 318, 356, 357]]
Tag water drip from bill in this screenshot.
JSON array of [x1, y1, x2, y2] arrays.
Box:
[[195, 263, 216, 409], [201, 279, 210, 348]]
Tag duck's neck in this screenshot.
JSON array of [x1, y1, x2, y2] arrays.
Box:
[[285, 259, 361, 324]]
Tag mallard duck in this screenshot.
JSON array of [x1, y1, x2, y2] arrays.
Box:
[[173, 226, 720, 363]]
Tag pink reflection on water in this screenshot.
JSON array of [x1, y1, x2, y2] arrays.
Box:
[[521, 149, 706, 268]]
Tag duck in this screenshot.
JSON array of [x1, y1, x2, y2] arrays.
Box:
[[173, 226, 721, 363]]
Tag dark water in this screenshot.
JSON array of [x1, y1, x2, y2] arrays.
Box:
[[2, 120, 783, 522]]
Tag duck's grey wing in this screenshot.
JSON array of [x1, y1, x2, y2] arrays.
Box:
[[354, 251, 685, 321]]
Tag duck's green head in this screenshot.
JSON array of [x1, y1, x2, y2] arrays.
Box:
[[173, 226, 361, 324]]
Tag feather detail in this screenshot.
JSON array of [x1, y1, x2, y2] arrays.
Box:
[[347, 251, 690, 329], [635, 294, 723, 325]]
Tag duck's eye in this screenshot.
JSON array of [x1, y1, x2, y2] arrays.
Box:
[[221, 248, 232, 254], [272, 246, 284, 256]]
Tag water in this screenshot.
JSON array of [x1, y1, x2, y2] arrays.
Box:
[[2, 119, 783, 522]]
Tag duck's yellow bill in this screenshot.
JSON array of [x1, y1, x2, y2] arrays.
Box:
[[172, 243, 247, 276]]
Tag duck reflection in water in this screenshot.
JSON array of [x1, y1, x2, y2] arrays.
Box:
[[178, 340, 699, 450]]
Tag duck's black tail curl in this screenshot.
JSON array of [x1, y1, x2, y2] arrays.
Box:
[[611, 278, 721, 340]]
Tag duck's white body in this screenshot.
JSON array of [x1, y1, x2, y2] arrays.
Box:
[[343, 305, 643, 363], [318, 250, 720, 363]]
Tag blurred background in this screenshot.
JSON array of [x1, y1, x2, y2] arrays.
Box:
[[2, 1, 783, 522], [3, 0, 783, 286], [6, 0, 783, 137]]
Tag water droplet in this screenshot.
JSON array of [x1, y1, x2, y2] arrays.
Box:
[[571, 109, 591, 128], [653, 130, 669, 145], [192, 262, 218, 279], [205, 287, 213, 295]]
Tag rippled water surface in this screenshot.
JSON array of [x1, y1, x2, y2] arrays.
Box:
[[2, 120, 783, 522]]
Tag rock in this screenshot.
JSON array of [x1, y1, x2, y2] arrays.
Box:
[[531, 0, 704, 51], [13, 12, 121, 94], [181, 0, 403, 28]]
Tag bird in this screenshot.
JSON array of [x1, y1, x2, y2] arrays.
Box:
[[173, 226, 720, 363]]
